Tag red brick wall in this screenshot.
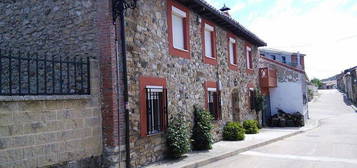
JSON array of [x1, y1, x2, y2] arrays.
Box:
[[96, 0, 123, 148]]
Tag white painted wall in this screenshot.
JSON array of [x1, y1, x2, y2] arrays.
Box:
[[269, 81, 305, 116]]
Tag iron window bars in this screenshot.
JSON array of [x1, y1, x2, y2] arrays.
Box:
[[0, 48, 90, 96], [145, 87, 168, 135]]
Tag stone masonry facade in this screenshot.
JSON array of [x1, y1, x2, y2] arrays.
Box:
[[0, 1, 105, 168], [0, 0, 265, 168], [123, 0, 262, 167]]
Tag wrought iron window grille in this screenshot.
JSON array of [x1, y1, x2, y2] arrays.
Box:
[[145, 87, 167, 135]]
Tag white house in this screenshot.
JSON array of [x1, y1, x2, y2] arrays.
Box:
[[259, 48, 309, 126]]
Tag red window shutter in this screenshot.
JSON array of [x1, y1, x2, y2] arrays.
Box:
[[140, 89, 148, 137], [213, 92, 218, 120], [217, 91, 222, 120]]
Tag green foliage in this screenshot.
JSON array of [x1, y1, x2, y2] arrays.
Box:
[[191, 106, 213, 150], [166, 115, 190, 158], [311, 78, 322, 88], [223, 122, 245, 141], [243, 120, 259, 134], [253, 89, 265, 112]]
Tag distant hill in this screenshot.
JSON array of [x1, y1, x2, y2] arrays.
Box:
[[321, 75, 338, 82]]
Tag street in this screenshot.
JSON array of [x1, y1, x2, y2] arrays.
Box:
[[202, 89, 357, 168]]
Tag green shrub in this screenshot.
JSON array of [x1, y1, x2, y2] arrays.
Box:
[[166, 115, 190, 158], [243, 120, 259, 134], [223, 122, 245, 141], [191, 106, 213, 150]]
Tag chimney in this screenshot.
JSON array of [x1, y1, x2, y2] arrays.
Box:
[[220, 4, 231, 16]]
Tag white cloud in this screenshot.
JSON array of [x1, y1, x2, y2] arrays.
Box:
[[247, 0, 357, 79], [230, 2, 246, 14]]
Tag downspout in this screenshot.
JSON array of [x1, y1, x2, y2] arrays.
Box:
[[119, 2, 131, 168], [113, 0, 130, 167]]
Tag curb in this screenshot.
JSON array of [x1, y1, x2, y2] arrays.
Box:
[[181, 120, 320, 168]]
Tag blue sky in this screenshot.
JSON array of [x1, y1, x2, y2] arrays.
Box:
[[206, 0, 357, 79]]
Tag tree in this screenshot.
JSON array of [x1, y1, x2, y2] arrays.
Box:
[[311, 78, 322, 88]]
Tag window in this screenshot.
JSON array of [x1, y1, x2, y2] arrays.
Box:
[[202, 20, 217, 65], [246, 46, 253, 69], [172, 6, 186, 50], [140, 77, 168, 136], [204, 24, 214, 58], [167, 0, 190, 59], [282, 56, 286, 63], [145, 86, 167, 135], [271, 55, 276, 60], [229, 37, 237, 65], [204, 81, 221, 120]]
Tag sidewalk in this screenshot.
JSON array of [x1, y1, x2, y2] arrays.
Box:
[[145, 119, 319, 168]]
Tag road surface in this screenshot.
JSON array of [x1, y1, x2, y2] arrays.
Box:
[[202, 90, 357, 168]]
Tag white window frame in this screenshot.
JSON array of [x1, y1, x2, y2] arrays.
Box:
[[246, 46, 252, 69], [171, 6, 187, 51], [204, 23, 214, 58], [229, 37, 237, 65]]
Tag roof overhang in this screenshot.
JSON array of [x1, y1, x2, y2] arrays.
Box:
[[175, 0, 267, 47]]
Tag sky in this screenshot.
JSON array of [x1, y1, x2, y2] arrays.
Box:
[[205, 0, 357, 79]]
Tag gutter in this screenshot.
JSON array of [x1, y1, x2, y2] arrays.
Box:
[[177, 0, 267, 47]]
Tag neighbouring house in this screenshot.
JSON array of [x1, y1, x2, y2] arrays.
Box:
[[320, 80, 337, 89], [259, 48, 305, 70], [258, 48, 309, 126], [0, 0, 266, 168], [337, 66, 357, 105]]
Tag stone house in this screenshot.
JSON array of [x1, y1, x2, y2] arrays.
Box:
[[0, 0, 266, 168], [259, 49, 309, 126], [121, 0, 266, 167], [337, 66, 357, 105]]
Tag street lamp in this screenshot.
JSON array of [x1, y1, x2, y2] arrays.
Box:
[[112, 0, 137, 21]]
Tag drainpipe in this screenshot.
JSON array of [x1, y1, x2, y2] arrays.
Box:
[[113, 0, 130, 167]]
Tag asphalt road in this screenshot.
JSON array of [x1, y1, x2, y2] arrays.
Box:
[[202, 89, 357, 168]]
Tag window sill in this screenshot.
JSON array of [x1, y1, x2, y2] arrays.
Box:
[[170, 47, 190, 59], [246, 69, 254, 74], [228, 63, 238, 71], [173, 47, 188, 52], [0, 95, 91, 102], [203, 56, 218, 65], [147, 131, 165, 137]]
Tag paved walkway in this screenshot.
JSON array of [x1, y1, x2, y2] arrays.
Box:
[[145, 111, 318, 168]]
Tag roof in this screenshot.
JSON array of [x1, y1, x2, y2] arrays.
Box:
[[175, 0, 267, 47], [259, 47, 306, 56], [344, 66, 357, 74], [261, 56, 305, 74]]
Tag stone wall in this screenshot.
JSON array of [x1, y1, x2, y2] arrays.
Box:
[[0, 60, 102, 168], [124, 0, 261, 167], [0, 1, 103, 168]]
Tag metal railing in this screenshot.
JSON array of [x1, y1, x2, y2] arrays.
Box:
[[0, 48, 90, 96], [145, 88, 167, 135]]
